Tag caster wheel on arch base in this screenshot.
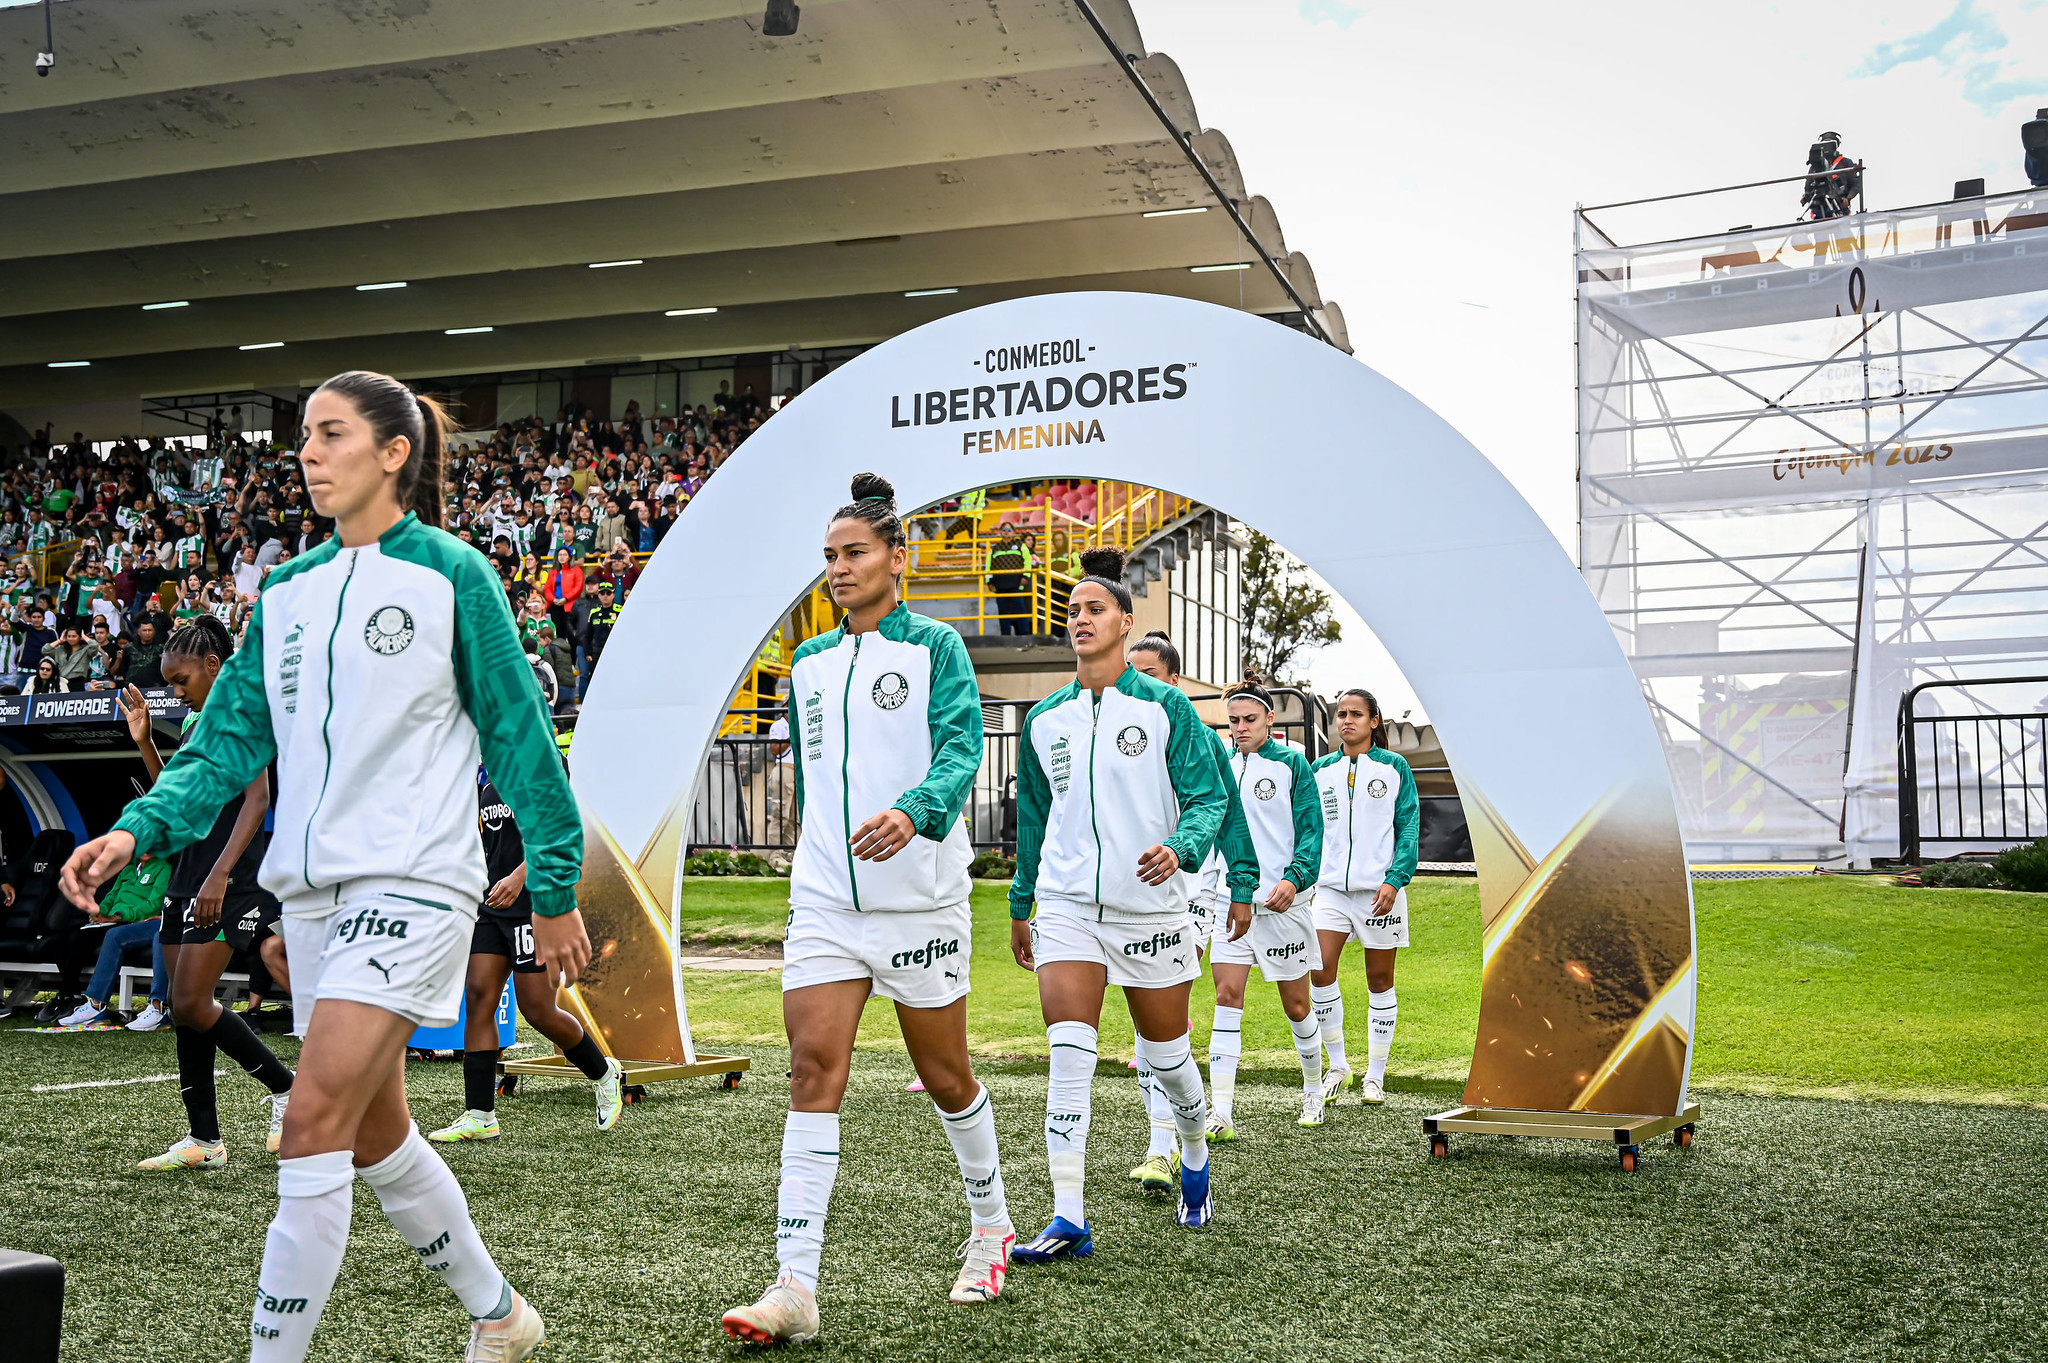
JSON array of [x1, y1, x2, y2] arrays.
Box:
[[1618, 1145, 1640, 1172], [623, 1084, 648, 1105], [1673, 1123, 1695, 1149], [497, 1074, 519, 1098], [1429, 1134, 1450, 1160], [720, 1071, 744, 1090]]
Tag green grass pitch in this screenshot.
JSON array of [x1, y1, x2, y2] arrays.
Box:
[[4, 874, 2044, 1361]]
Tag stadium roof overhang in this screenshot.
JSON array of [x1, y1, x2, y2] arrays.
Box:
[[0, 0, 1347, 425]]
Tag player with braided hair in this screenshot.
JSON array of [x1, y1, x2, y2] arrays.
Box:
[[121, 611, 297, 1170]]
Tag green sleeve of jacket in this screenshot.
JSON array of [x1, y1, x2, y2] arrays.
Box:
[[1007, 707, 1051, 920], [1280, 745, 1324, 890], [1161, 690, 1229, 873], [1212, 733, 1259, 903], [448, 547, 585, 917], [1385, 751, 1420, 889], [112, 605, 278, 859], [891, 627, 984, 841]]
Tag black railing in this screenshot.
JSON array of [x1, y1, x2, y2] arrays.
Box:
[[1897, 676, 2048, 863]]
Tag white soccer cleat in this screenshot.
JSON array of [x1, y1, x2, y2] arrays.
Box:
[[1360, 1078, 1386, 1105], [429, 1110, 502, 1143], [465, 1290, 545, 1362], [125, 1001, 169, 1031], [949, 1225, 1014, 1304], [1318, 1066, 1353, 1102], [721, 1274, 820, 1344], [1204, 1113, 1236, 1144], [593, 1057, 625, 1132], [137, 1134, 227, 1171], [1297, 1089, 1327, 1127], [264, 1091, 290, 1153]]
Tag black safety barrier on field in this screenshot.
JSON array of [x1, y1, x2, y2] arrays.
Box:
[[1897, 675, 2048, 864]]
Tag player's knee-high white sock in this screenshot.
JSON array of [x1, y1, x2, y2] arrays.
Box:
[[356, 1124, 508, 1318], [1289, 1011, 1324, 1094], [1135, 1050, 1177, 1159], [250, 1149, 354, 1362], [1207, 1006, 1243, 1122], [1044, 1021, 1097, 1225], [935, 1084, 1010, 1230], [1312, 983, 1348, 1071], [1367, 988, 1398, 1087], [1139, 1032, 1208, 1174], [773, 1110, 841, 1290]]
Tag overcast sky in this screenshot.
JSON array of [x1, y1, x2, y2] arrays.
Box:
[[1130, 0, 2048, 716]]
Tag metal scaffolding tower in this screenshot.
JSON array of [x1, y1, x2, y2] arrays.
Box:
[[1575, 186, 2048, 864]]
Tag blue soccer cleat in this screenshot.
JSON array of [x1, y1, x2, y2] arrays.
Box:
[[1012, 1216, 1093, 1264], [1177, 1159, 1213, 1228]]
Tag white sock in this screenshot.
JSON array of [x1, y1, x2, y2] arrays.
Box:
[[250, 1149, 354, 1363], [935, 1084, 1010, 1231], [1139, 1032, 1208, 1174], [1367, 988, 1398, 1087], [1207, 1006, 1243, 1122], [774, 1109, 841, 1291], [355, 1124, 507, 1318], [1045, 1021, 1097, 1226], [1136, 1052, 1177, 1160], [1312, 983, 1348, 1071], [1290, 1011, 1324, 1094]]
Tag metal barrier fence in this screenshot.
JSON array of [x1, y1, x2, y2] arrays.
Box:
[[1897, 675, 2048, 863]]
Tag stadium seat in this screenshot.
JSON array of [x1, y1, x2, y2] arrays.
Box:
[[0, 1250, 63, 1363]]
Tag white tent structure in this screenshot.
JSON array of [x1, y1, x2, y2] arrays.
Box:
[[1577, 188, 2048, 865]]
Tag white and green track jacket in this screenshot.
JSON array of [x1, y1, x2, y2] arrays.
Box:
[[1194, 724, 1260, 908], [113, 513, 582, 918], [1231, 737, 1323, 904], [1311, 746, 1419, 892], [1008, 666, 1249, 921], [787, 601, 981, 913]]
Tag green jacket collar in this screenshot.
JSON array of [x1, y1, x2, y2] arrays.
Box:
[[838, 598, 915, 643]]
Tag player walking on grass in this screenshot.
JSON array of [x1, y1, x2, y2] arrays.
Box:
[[1122, 632, 1254, 1193], [1008, 549, 1237, 1255], [720, 474, 1014, 1346], [61, 370, 586, 1363], [427, 766, 625, 1143], [1206, 683, 1327, 1134], [113, 621, 297, 1170], [1309, 689, 1419, 1106]]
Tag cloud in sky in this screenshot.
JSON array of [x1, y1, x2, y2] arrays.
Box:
[[1851, 0, 2046, 113], [1297, 0, 1362, 29]]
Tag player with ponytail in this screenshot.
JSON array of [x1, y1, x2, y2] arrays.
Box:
[[1008, 548, 1249, 1256], [120, 610, 297, 1171], [64, 368, 584, 1363]]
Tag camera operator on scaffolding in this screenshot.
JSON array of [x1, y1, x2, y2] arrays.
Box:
[[1801, 131, 1860, 221]]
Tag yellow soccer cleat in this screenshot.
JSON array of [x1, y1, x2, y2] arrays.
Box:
[[429, 1110, 503, 1143], [1128, 1151, 1179, 1192]]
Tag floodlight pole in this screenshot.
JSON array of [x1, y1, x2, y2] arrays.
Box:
[[1069, 0, 1336, 348]]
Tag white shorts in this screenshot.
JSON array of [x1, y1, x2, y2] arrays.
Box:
[[1186, 896, 1217, 953], [283, 893, 475, 1035], [1030, 903, 1200, 989], [782, 900, 972, 1008], [1208, 906, 1321, 981], [1312, 885, 1410, 950]]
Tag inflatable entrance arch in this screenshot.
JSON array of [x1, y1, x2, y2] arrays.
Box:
[[569, 291, 1696, 1118]]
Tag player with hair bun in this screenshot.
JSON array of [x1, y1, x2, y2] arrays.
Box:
[[1008, 548, 1248, 1256], [721, 472, 1013, 1347], [1308, 687, 1419, 1105]]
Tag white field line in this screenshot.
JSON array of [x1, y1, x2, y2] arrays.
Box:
[[33, 1069, 224, 1093]]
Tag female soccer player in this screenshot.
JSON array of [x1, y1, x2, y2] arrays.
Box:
[[117, 627, 297, 1171], [1122, 632, 1254, 1192], [1309, 688, 1419, 1105], [720, 473, 1013, 1346], [428, 765, 625, 1143], [61, 369, 586, 1363], [1008, 549, 1237, 1255], [1206, 683, 1327, 1132]]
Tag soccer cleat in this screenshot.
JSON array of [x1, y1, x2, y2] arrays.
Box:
[[1204, 1113, 1236, 1144], [1011, 1216, 1093, 1264], [465, 1289, 545, 1362], [1298, 1089, 1327, 1127], [57, 1000, 108, 1028], [126, 1001, 169, 1032], [429, 1110, 503, 1143], [720, 1274, 821, 1344], [1128, 1151, 1179, 1192], [949, 1225, 1015, 1304], [264, 1091, 290, 1153], [1360, 1079, 1386, 1105], [1319, 1066, 1353, 1102], [1177, 1159, 1213, 1228], [594, 1057, 625, 1131], [138, 1135, 227, 1171]]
